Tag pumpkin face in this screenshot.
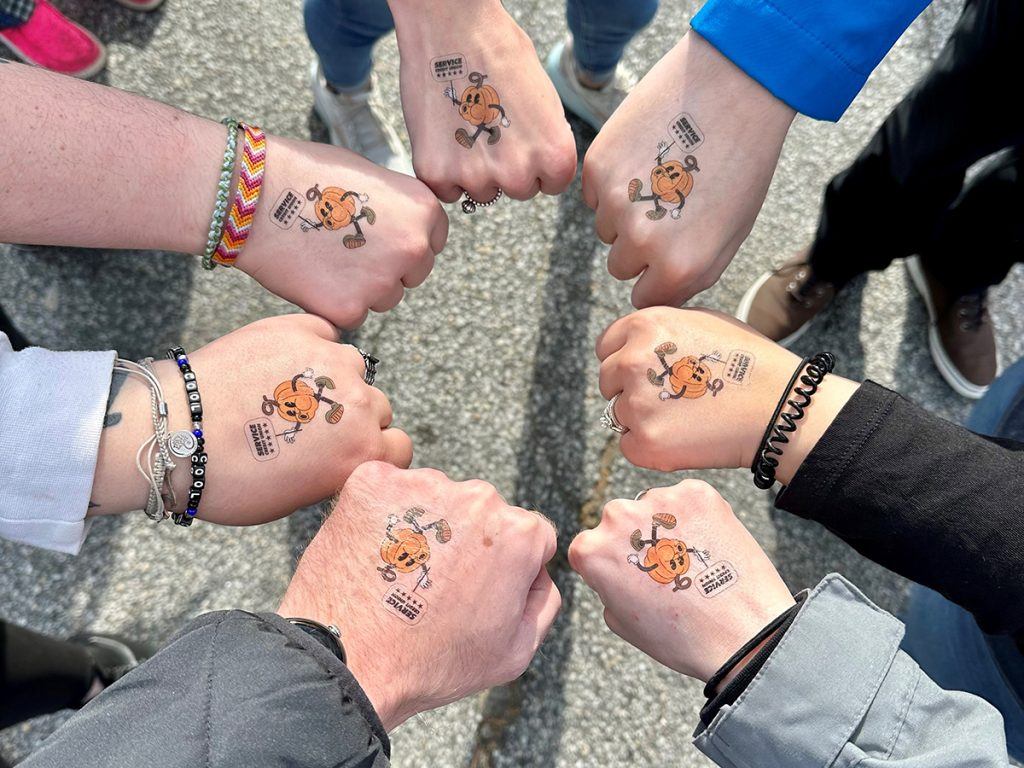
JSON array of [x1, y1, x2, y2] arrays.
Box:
[[669, 355, 712, 399], [644, 538, 691, 584], [273, 379, 320, 423], [459, 84, 501, 126], [650, 160, 693, 203], [381, 528, 431, 573], [315, 186, 357, 230]]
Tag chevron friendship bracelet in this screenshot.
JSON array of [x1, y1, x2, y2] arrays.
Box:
[[200, 120, 239, 270], [211, 120, 267, 268]]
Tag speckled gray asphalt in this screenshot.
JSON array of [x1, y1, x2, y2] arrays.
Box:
[[2, 0, 1022, 765]]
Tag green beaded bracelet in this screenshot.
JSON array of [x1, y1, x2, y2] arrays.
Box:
[[201, 119, 240, 271]]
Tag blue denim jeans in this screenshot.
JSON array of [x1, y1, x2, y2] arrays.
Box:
[[900, 357, 1024, 760], [304, 0, 658, 88]]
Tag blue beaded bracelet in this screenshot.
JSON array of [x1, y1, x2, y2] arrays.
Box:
[[167, 346, 207, 526]]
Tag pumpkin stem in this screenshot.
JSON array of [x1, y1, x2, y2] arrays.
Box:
[[468, 71, 486, 87]]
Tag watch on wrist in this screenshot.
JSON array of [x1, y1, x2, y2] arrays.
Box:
[[286, 617, 347, 664]]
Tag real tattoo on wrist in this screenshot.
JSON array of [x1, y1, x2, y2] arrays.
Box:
[[378, 507, 452, 625], [627, 113, 704, 221], [102, 369, 128, 428], [646, 342, 755, 401], [269, 183, 375, 249], [245, 368, 344, 459], [626, 513, 737, 598], [433, 55, 510, 149]]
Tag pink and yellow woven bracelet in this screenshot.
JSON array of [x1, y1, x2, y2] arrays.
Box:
[[212, 121, 267, 267]]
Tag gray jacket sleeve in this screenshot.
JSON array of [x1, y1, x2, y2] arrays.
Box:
[[20, 611, 391, 768], [694, 574, 1008, 767]]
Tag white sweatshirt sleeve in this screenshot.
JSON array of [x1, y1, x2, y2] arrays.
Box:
[[0, 333, 115, 554]]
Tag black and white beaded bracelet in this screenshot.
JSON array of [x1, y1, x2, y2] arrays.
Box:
[[167, 346, 207, 527]]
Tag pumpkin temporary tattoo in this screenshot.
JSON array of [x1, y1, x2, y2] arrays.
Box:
[[378, 507, 452, 592], [257, 368, 344, 445], [441, 70, 511, 149], [628, 141, 700, 221], [627, 513, 737, 598], [297, 183, 375, 249], [647, 343, 725, 400]]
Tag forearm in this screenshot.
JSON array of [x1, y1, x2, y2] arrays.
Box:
[[777, 381, 1024, 634]]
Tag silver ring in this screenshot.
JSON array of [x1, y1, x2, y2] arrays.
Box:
[[634, 489, 651, 501], [600, 394, 629, 434], [461, 188, 503, 214], [357, 348, 379, 386]]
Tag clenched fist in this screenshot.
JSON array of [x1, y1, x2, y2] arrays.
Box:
[[278, 462, 561, 731], [569, 480, 794, 683], [91, 314, 412, 525]]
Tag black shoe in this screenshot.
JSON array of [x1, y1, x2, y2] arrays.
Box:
[[69, 633, 152, 705], [0, 305, 31, 350]]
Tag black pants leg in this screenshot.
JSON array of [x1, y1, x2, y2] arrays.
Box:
[[0, 305, 30, 351], [808, 0, 1024, 289], [0, 620, 93, 729], [920, 147, 1024, 294]]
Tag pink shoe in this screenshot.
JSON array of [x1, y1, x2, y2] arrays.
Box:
[[0, 0, 106, 78], [112, 0, 166, 11]]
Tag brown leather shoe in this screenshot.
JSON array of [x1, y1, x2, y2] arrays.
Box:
[[905, 256, 998, 399], [736, 252, 837, 346]]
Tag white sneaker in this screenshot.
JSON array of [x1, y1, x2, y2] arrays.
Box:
[[310, 59, 413, 176], [544, 37, 636, 131]]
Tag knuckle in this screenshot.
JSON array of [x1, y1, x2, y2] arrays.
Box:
[[677, 478, 722, 506]]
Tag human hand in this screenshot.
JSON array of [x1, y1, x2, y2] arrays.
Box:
[[277, 461, 561, 731], [582, 31, 795, 308], [91, 314, 412, 524], [389, 0, 577, 202], [569, 480, 794, 683], [235, 135, 449, 329], [596, 307, 858, 479]]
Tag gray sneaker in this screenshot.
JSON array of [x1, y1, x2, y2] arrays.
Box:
[[544, 37, 636, 131], [310, 59, 413, 176]]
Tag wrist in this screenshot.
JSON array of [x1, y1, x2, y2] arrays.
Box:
[[773, 375, 859, 485]]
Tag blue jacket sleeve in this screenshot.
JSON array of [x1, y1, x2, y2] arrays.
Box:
[[690, 0, 931, 120]]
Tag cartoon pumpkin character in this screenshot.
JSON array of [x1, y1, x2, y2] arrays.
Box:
[[299, 184, 375, 249], [627, 145, 700, 221], [378, 507, 453, 591], [443, 71, 510, 149], [627, 513, 709, 592], [647, 342, 724, 400], [261, 370, 344, 443]]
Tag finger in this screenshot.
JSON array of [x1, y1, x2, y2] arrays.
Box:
[[607, 241, 647, 282], [594, 314, 635, 361], [366, 384, 394, 428], [402, 249, 436, 289], [502, 173, 541, 202], [603, 606, 625, 639], [370, 282, 405, 314], [380, 428, 414, 469], [336, 343, 372, 375], [567, 529, 593, 575], [514, 568, 562, 652], [461, 179, 501, 205], [288, 313, 341, 342], [593, 203, 618, 245], [580, 149, 599, 210], [538, 148, 577, 196], [597, 347, 630, 401], [428, 209, 450, 256], [631, 261, 692, 310]]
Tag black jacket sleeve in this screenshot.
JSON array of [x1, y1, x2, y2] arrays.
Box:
[[776, 381, 1024, 636], [20, 611, 390, 768]]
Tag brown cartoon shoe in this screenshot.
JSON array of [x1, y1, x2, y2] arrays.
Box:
[[343, 234, 366, 249], [362, 206, 376, 225], [736, 251, 837, 347], [906, 256, 998, 399], [487, 125, 501, 145], [455, 128, 474, 148], [325, 402, 345, 424], [630, 530, 645, 552], [646, 207, 666, 221], [652, 512, 676, 529], [627, 179, 643, 202]]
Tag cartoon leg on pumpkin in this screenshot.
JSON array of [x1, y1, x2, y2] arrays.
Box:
[[403, 507, 453, 543], [456, 123, 501, 149], [627, 179, 668, 221], [342, 205, 376, 250], [646, 342, 686, 398]]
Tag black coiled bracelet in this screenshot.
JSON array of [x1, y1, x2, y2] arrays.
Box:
[[751, 352, 836, 490]]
